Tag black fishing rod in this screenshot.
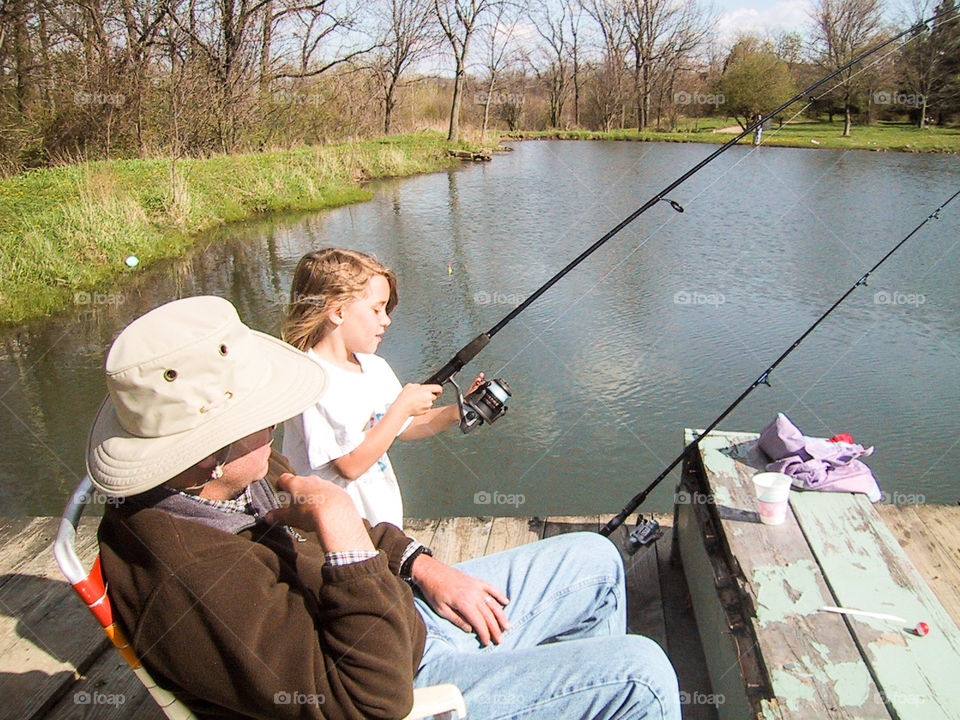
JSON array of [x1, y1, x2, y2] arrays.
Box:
[[600, 187, 960, 537], [424, 11, 953, 428]]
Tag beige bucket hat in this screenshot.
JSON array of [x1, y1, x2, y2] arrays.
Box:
[[86, 296, 326, 497]]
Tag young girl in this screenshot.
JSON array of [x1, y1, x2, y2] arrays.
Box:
[[281, 248, 482, 528]]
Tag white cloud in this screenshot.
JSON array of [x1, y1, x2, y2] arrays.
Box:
[[715, 0, 813, 41]]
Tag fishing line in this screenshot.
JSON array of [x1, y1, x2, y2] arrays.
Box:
[[424, 9, 954, 392], [600, 187, 960, 538]]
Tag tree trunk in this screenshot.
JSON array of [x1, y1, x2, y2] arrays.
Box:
[[573, 54, 581, 126], [448, 59, 465, 142], [918, 94, 927, 129], [13, 0, 32, 112], [481, 73, 495, 136], [260, 1, 273, 95], [843, 104, 851, 136], [384, 84, 396, 134]]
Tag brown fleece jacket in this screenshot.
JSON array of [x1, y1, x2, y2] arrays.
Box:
[[98, 460, 426, 720]]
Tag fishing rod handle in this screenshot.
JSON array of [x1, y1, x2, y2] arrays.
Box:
[[424, 333, 490, 385]]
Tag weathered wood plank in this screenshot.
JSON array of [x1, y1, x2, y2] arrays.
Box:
[[0, 516, 107, 720], [43, 650, 166, 720], [656, 524, 719, 720], [791, 492, 960, 719], [429, 517, 494, 566], [542, 515, 601, 538], [611, 525, 667, 649], [876, 504, 960, 629], [402, 518, 440, 549], [693, 430, 890, 719], [675, 494, 761, 720], [483, 517, 541, 556]]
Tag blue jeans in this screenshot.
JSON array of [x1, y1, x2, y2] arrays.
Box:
[[413, 532, 680, 720]]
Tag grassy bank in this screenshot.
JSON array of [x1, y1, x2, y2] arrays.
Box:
[[0, 133, 486, 325], [508, 120, 960, 153]]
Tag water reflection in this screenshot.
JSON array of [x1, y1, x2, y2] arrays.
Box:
[[1, 141, 958, 517]]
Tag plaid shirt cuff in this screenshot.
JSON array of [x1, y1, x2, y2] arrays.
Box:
[[324, 550, 380, 567]]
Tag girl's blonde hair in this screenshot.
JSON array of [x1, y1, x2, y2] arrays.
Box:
[[282, 248, 398, 352]]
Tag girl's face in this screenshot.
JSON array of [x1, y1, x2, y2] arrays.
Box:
[[336, 274, 392, 354]]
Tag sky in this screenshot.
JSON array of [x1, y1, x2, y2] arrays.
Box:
[[714, 0, 814, 40]]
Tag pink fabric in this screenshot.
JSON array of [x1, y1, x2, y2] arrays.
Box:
[[758, 413, 882, 502]]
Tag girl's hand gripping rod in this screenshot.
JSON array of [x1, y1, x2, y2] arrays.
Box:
[[424, 333, 512, 434]]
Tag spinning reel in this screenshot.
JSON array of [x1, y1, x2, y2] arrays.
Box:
[[448, 375, 512, 434]]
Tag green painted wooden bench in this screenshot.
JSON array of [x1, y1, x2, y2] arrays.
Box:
[[673, 429, 960, 720]]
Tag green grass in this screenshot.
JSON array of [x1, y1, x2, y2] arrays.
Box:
[[0, 133, 489, 325], [507, 120, 960, 153]]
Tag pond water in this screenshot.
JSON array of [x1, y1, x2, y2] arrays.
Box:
[[2, 140, 958, 518]]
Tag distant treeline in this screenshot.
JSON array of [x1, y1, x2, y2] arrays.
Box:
[[1, 0, 958, 173]]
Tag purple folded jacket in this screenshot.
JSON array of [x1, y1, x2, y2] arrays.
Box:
[[758, 413, 882, 502]]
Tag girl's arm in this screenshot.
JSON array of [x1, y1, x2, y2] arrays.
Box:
[[331, 383, 442, 480], [399, 373, 485, 441]]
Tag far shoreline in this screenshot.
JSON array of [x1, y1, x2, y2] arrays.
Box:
[[503, 120, 960, 154]]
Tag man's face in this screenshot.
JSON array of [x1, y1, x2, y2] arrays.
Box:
[[219, 426, 275, 489]]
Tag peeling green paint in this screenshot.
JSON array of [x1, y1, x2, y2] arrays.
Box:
[[769, 667, 816, 711], [824, 660, 873, 707], [754, 560, 825, 626]]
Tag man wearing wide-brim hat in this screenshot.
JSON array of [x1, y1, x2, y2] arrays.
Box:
[[88, 296, 679, 720]]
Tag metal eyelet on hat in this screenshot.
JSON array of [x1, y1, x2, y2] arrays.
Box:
[[163, 369, 178, 382], [219, 344, 228, 356]]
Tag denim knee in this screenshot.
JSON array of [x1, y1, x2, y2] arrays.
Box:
[[620, 635, 681, 719], [560, 531, 624, 583]]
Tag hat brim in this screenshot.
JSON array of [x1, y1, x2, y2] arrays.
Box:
[[86, 331, 326, 497]]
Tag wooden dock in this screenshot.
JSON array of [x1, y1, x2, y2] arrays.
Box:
[[677, 429, 960, 719], [1, 502, 958, 719]]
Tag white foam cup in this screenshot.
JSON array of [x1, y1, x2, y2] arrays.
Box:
[[752, 471, 793, 525]]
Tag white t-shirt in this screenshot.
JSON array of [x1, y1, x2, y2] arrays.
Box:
[[282, 349, 409, 528]]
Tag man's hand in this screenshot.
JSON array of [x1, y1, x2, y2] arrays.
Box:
[[411, 554, 510, 646], [264, 473, 374, 554]]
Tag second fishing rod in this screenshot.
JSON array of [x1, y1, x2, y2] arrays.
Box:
[[423, 10, 952, 433]]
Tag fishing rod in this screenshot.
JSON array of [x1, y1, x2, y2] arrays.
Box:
[[600, 187, 960, 539], [424, 9, 952, 432]]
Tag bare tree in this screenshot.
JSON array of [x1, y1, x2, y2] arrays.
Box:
[[527, 0, 571, 127], [563, 0, 585, 125], [371, 0, 435, 134], [477, 0, 524, 136], [583, 0, 630, 130], [810, 0, 885, 136], [898, 0, 960, 127], [435, 0, 492, 142], [624, 0, 710, 130]]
